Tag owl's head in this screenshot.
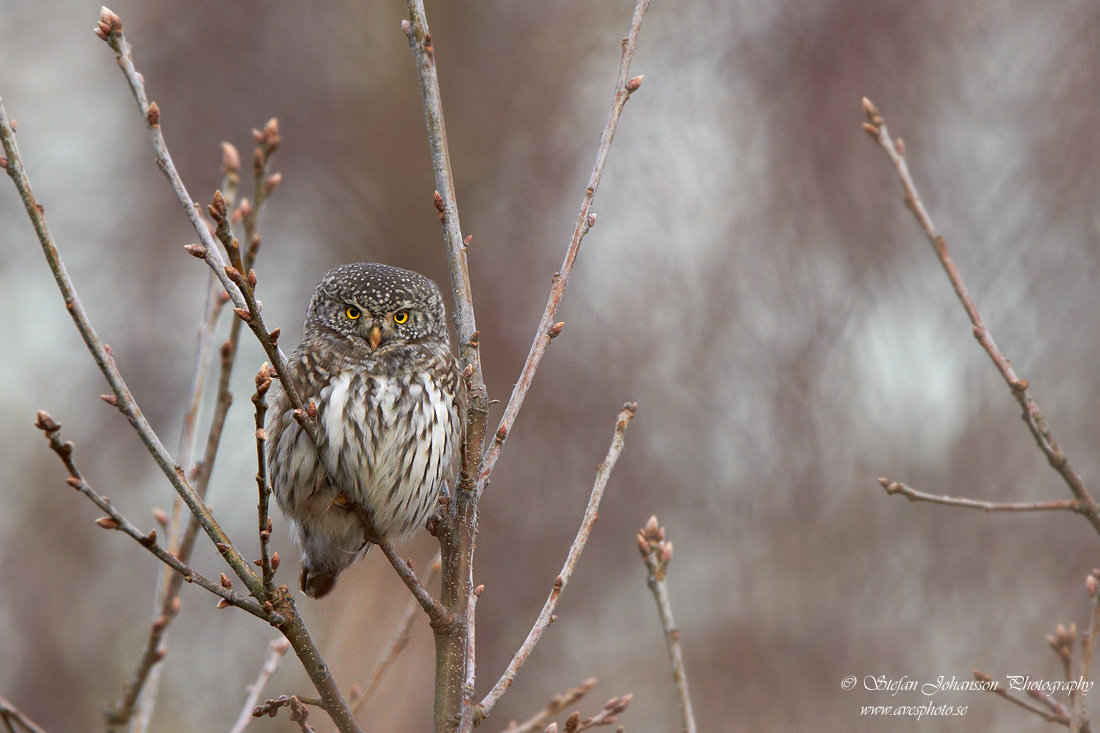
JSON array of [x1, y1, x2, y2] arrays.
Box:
[[304, 263, 449, 350]]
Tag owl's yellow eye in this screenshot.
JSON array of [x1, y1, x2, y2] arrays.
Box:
[[345, 306, 361, 320], [393, 310, 409, 324]]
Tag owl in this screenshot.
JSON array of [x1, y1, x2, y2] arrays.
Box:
[[265, 263, 464, 598]]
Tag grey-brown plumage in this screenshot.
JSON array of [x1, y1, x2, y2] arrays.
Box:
[[266, 263, 464, 598]]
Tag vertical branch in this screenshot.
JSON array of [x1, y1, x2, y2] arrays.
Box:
[[229, 638, 291, 733], [401, 4, 487, 730], [637, 517, 697, 733], [475, 0, 650, 498], [475, 405, 637, 724], [254, 365, 277, 594], [1071, 571, 1100, 732]]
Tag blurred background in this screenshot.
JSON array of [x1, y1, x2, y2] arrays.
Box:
[[3, 1, 1100, 731]]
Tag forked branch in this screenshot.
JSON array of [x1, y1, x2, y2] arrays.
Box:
[[861, 98, 1100, 535]]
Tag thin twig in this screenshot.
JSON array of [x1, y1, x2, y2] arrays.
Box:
[[97, 10, 313, 443], [861, 98, 1100, 536], [457, 585, 481, 733], [0, 95, 264, 598], [475, 404, 637, 724], [230, 638, 292, 733], [378, 541, 453, 630], [0, 696, 49, 733], [127, 147, 237, 733], [32, 412, 277, 622], [475, 0, 650, 500], [877, 478, 1083, 514], [254, 364, 277, 594], [499, 678, 596, 733], [1071, 573, 1100, 732], [351, 554, 442, 715], [638, 517, 697, 733], [973, 670, 1070, 725]]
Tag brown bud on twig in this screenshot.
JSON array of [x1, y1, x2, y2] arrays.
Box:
[[183, 244, 207, 260], [564, 712, 581, 733], [264, 172, 282, 195], [262, 117, 281, 152], [210, 190, 229, 221], [463, 234, 472, 249], [95, 517, 118, 529], [271, 552, 280, 571], [895, 137, 905, 156], [215, 542, 228, 553], [252, 147, 265, 177], [217, 599, 231, 609], [225, 266, 243, 284], [625, 75, 644, 93], [152, 508, 169, 527], [433, 190, 445, 218], [65, 477, 82, 489], [0, 156, 8, 169], [548, 322, 565, 339], [401, 19, 411, 34], [862, 122, 879, 139], [495, 423, 508, 443], [247, 269, 258, 288], [95, 7, 122, 39], [233, 308, 252, 323], [220, 573, 232, 589], [145, 102, 160, 127], [145, 528, 157, 545], [269, 327, 281, 344], [587, 213, 597, 228], [237, 197, 252, 220], [35, 411, 60, 432], [100, 394, 119, 407], [221, 142, 241, 173], [1087, 574, 1099, 599]]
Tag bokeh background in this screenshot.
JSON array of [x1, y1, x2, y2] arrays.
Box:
[[3, 1, 1100, 731]]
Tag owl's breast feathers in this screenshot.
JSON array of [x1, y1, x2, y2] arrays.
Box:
[[271, 333, 463, 541]]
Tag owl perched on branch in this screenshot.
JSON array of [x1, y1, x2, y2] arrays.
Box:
[[266, 263, 464, 598]]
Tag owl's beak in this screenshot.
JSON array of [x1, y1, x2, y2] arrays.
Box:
[[367, 323, 383, 349]]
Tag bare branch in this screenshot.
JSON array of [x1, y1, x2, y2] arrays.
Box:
[[476, 0, 651, 499], [230, 638, 292, 733], [973, 670, 1070, 725], [254, 364, 277, 594], [32, 412, 278, 623], [499, 677, 596, 733], [877, 478, 1083, 514], [0, 93, 266, 598], [457, 584, 482, 733], [351, 554, 442, 715], [861, 98, 1100, 536], [638, 517, 697, 733], [0, 695, 49, 733], [1071, 571, 1100, 732], [475, 404, 637, 724], [95, 10, 245, 312], [378, 541, 453, 630]]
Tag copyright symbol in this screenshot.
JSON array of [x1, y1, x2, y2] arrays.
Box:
[[841, 676, 857, 690]]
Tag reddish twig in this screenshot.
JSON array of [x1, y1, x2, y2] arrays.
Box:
[[128, 145, 238, 733], [254, 365, 278, 594], [546, 695, 633, 732], [32, 412, 278, 622], [499, 678, 597, 733], [0, 94, 264, 598], [1071, 572, 1100, 732], [230, 638, 292, 733], [972, 670, 1070, 725], [877, 478, 1083, 514], [861, 98, 1100, 536], [638, 517, 697, 733], [475, 404, 637, 724], [252, 694, 321, 732], [0, 695, 49, 733], [475, 0, 650, 500], [378, 541, 453, 630], [351, 554, 442, 715], [97, 10, 312, 444]]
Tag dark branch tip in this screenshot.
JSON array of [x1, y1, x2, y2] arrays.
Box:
[[145, 102, 160, 127]]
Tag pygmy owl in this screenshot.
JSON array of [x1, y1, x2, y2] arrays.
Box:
[[266, 263, 464, 598]]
